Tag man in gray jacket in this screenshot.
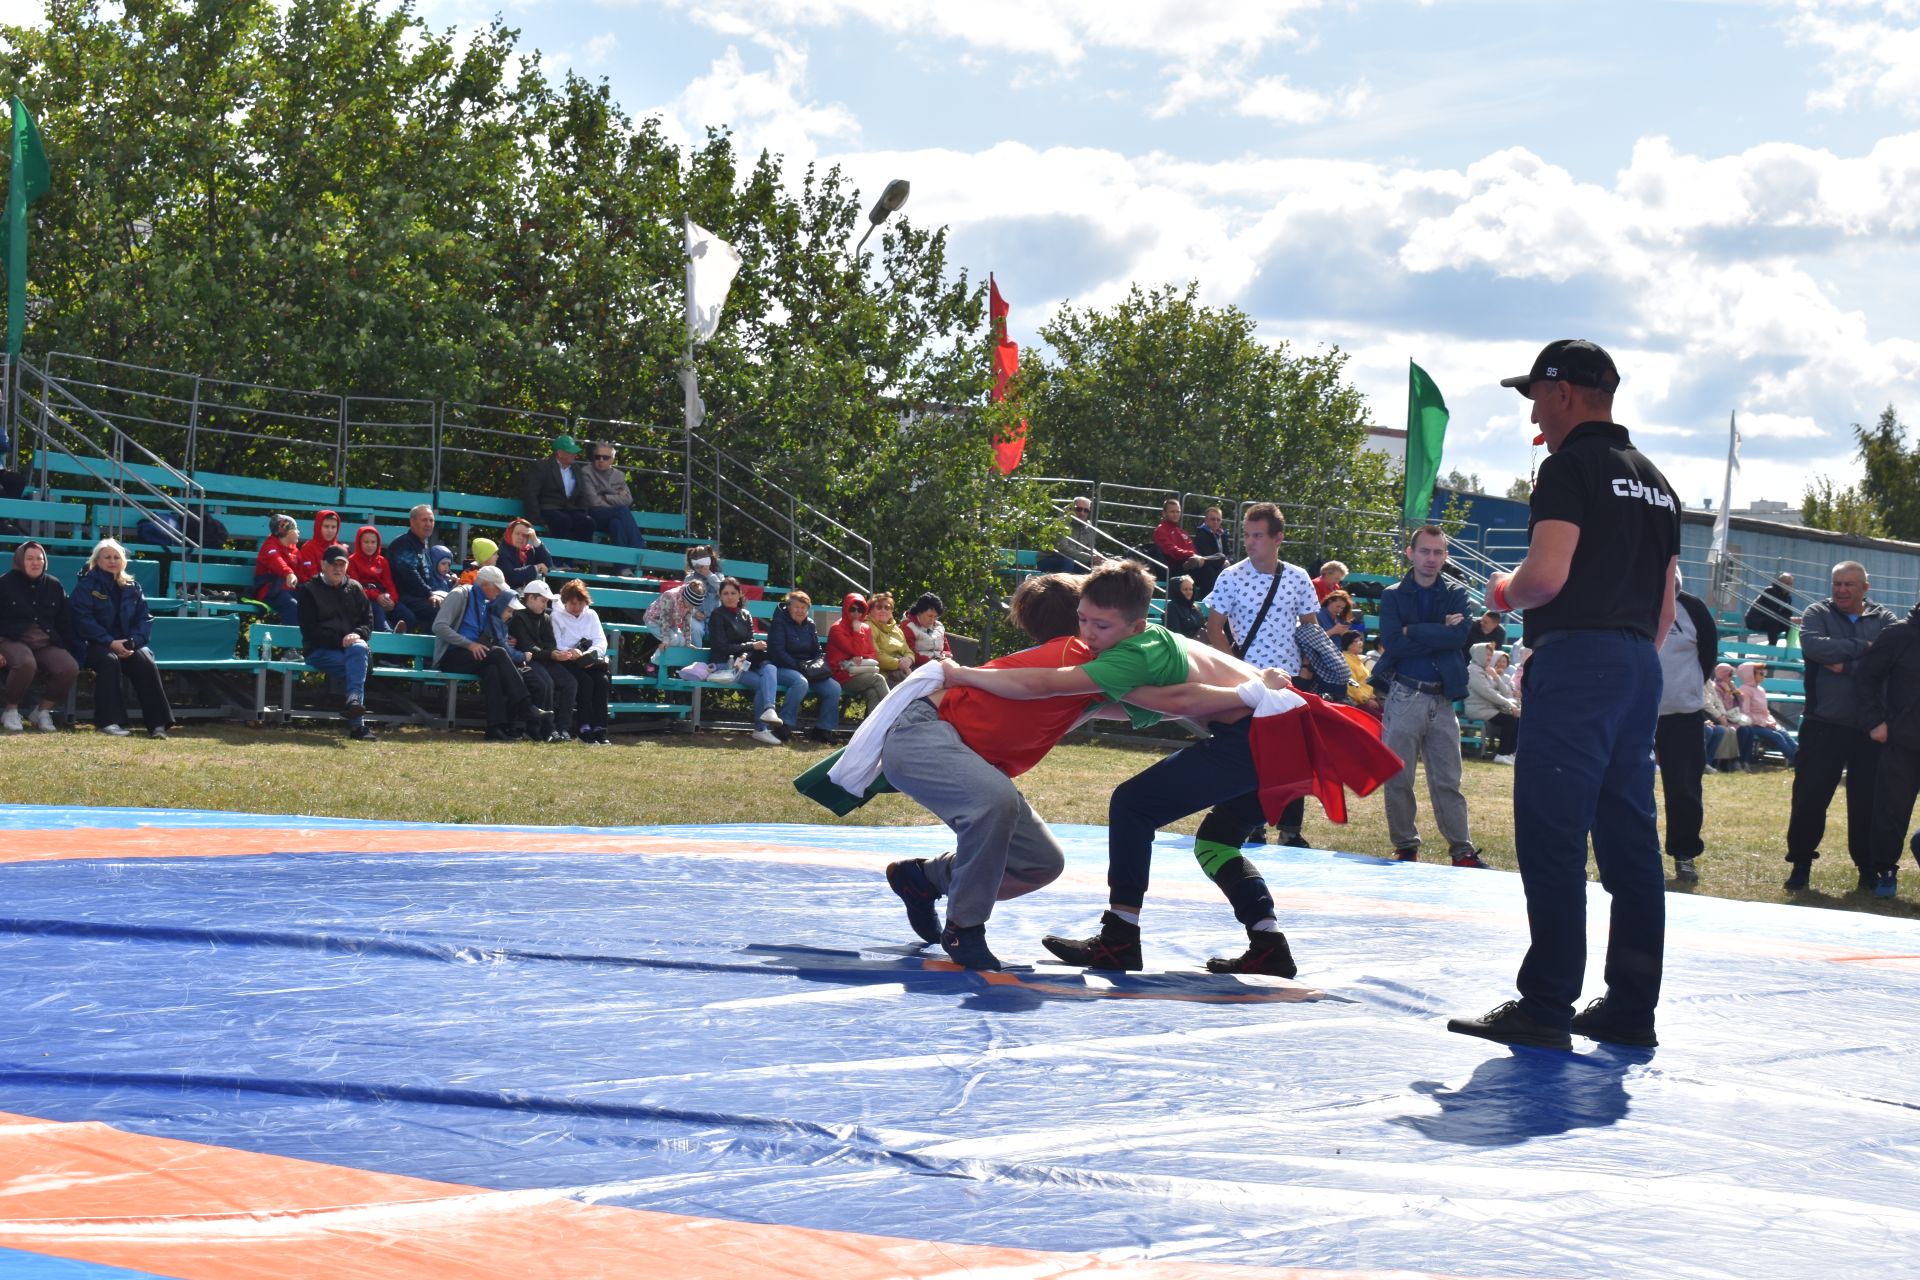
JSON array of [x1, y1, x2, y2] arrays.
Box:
[[1784, 560, 1895, 892]]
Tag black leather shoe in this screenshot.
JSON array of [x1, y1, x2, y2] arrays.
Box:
[[1041, 911, 1143, 971], [1446, 1000, 1572, 1051], [1784, 861, 1812, 891], [1570, 996, 1658, 1047]]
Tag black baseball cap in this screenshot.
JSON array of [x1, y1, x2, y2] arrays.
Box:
[[1500, 339, 1620, 398], [321, 545, 349, 564]]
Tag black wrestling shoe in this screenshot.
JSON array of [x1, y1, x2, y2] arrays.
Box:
[[1570, 996, 1658, 1048], [1206, 929, 1297, 978], [1041, 911, 1142, 971], [1446, 1000, 1573, 1051], [940, 923, 1003, 971], [885, 859, 943, 944]]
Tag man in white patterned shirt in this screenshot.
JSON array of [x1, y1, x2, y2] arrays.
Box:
[[1203, 502, 1325, 844]]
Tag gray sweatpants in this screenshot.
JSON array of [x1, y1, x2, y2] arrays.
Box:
[[1380, 684, 1474, 856], [878, 698, 1066, 928]]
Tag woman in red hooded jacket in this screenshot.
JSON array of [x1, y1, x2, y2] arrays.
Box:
[[826, 592, 891, 714], [346, 524, 414, 633], [295, 510, 345, 584]]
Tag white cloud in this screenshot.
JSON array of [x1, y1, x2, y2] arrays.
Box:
[[582, 32, 619, 65], [660, 36, 859, 167], [1788, 0, 1920, 114]]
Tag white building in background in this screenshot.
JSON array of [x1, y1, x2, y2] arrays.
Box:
[[1702, 497, 1803, 528], [1363, 424, 1405, 459]]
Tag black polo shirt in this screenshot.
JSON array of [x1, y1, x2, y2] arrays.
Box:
[[1522, 421, 1680, 645]]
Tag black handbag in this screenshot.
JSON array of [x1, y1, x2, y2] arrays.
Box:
[[800, 657, 831, 683]]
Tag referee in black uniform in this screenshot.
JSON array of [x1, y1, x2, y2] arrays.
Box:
[[1448, 339, 1681, 1051]]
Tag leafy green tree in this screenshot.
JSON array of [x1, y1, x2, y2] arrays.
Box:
[[1012, 282, 1393, 571], [1802, 476, 1885, 538], [1505, 477, 1532, 502], [1442, 468, 1482, 495], [1852, 405, 1920, 540]]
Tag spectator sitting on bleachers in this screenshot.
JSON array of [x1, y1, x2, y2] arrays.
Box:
[[298, 545, 374, 741], [1745, 572, 1796, 645], [684, 547, 725, 623], [576, 441, 647, 550], [767, 588, 842, 744], [0, 541, 78, 733], [1735, 661, 1799, 766], [346, 525, 412, 634], [644, 575, 707, 648], [427, 545, 455, 597], [1703, 663, 1749, 768], [432, 565, 543, 742], [520, 434, 593, 542], [904, 592, 952, 664], [1039, 497, 1100, 573], [1319, 590, 1368, 645], [1191, 505, 1229, 595], [827, 592, 890, 714], [294, 510, 345, 584], [386, 505, 443, 622], [1163, 574, 1205, 638], [1461, 608, 1507, 656], [1341, 632, 1378, 714], [506, 579, 571, 743], [707, 576, 781, 745], [1466, 641, 1520, 762], [1150, 499, 1207, 579], [867, 591, 913, 687], [253, 514, 303, 625], [552, 579, 613, 746], [1310, 559, 1348, 603], [498, 519, 553, 590], [71, 538, 175, 740], [459, 537, 499, 587]]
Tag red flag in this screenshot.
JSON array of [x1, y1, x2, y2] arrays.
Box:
[[988, 274, 1027, 474]]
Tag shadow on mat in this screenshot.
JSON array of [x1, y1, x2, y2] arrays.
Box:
[[1393, 1045, 1652, 1146]]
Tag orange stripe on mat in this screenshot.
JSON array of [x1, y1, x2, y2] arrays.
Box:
[[0, 1110, 1502, 1280]]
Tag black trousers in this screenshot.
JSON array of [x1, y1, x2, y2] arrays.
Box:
[[571, 659, 611, 729], [1868, 741, 1920, 874], [1486, 711, 1520, 756], [1653, 709, 1706, 860], [86, 643, 174, 730], [527, 658, 578, 730], [439, 646, 536, 731], [1786, 717, 1882, 868]]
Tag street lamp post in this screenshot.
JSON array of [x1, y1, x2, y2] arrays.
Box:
[[853, 179, 910, 256]]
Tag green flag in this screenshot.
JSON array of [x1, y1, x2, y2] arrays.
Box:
[[1403, 360, 1449, 527], [6, 95, 51, 359]]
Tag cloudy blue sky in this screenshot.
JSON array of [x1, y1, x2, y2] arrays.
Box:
[[23, 0, 1920, 507]]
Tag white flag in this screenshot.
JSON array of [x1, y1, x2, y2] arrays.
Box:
[[685, 220, 742, 344], [1710, 410, 1740, 561]]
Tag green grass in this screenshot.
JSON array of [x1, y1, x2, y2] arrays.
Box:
[[1, 724, 1911, 920]]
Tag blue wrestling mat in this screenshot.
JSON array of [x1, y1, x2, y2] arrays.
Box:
[[0, 805, 1916, 1278]]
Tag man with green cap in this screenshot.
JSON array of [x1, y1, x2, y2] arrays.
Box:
[[520, 434, 593, 541]]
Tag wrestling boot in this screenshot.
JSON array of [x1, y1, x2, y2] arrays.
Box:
[[885, 859, 943, 944], [1206, 929, 1297, 978], [939, 923, 1004, 971], [1041, 911, 1143, 971]]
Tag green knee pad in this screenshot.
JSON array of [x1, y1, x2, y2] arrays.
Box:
[[1193, 837, 1246, 879]]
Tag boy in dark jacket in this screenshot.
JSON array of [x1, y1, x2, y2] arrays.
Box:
[[506, 579, 571, 742], [299, 546, 376, 739]]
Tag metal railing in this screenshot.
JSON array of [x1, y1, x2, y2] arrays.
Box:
[[687, 429, 873, 593]]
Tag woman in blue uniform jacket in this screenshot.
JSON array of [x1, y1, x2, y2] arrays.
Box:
[[69, 539, 175, 738]]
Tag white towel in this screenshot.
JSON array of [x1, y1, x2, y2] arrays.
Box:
[[828, 661, 949, 792], [1237, 678, 1307, 717]]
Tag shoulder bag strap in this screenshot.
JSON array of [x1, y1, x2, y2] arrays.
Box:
[[1232, 567, 1286, 660]]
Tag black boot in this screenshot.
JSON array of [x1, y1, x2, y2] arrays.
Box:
[[1206, 929, 1297, 977], [940, 923, 1003, 971], [1041, 911, 1142, 971]]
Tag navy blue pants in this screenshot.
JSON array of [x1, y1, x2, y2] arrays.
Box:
[[1513, 631, 1665, 1030], [1108, 716, 1274, 926]]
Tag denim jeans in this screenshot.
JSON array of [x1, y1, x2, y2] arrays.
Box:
[[587, 505, 645, 549], [306, 643, 369, 704], [1512, 630, 1665, 1029], [773, 665, 840, 730]]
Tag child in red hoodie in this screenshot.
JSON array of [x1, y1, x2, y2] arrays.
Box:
[[295, 510, 345, 584], [346, 524, 412, 633]]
